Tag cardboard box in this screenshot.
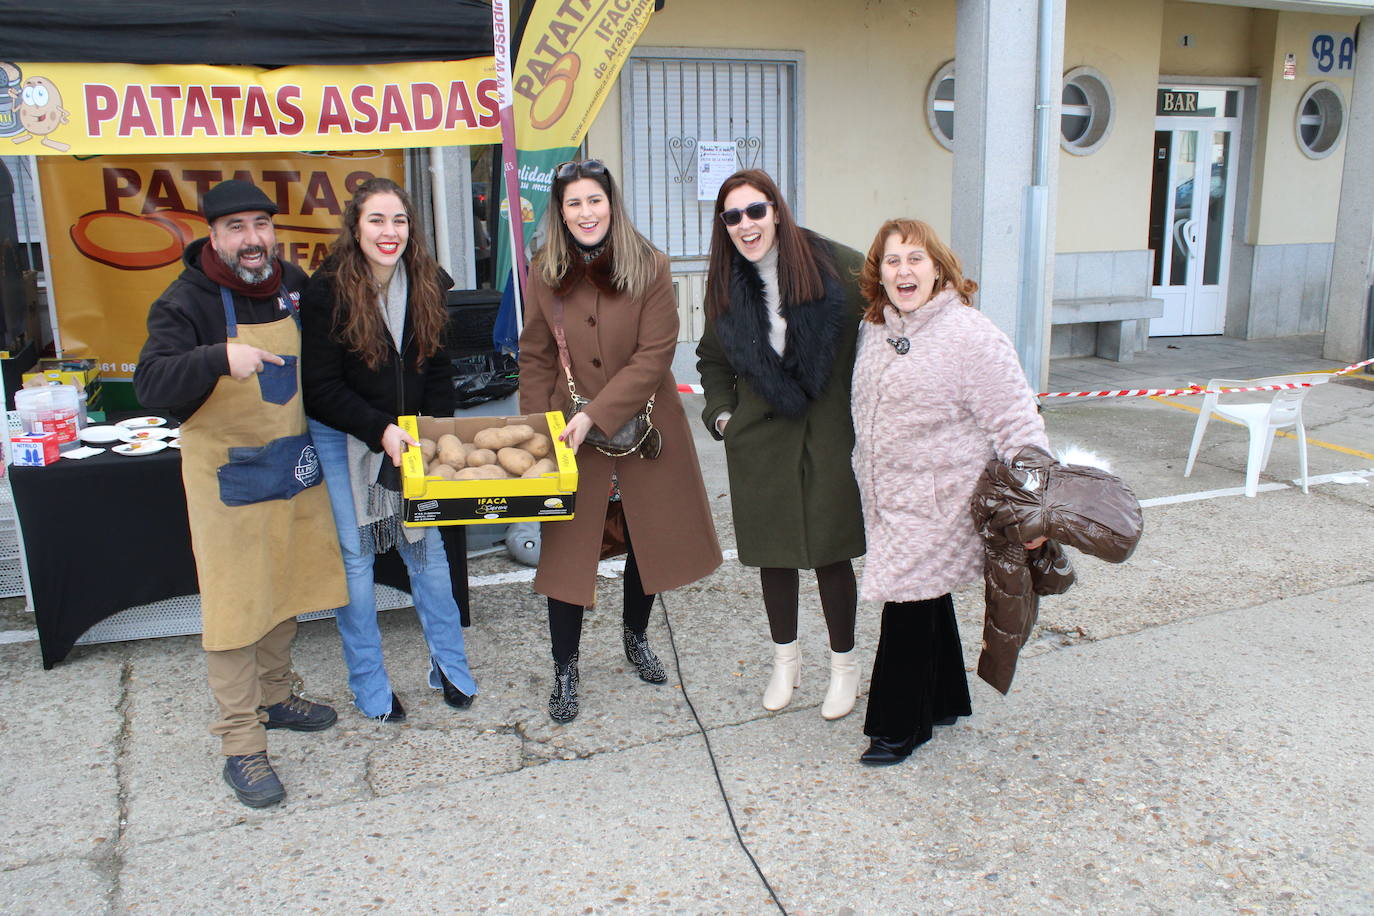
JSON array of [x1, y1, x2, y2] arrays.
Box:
[[11, 431, 60, 466], [22, 357, 101, 391], [399, 412, 578, 526]]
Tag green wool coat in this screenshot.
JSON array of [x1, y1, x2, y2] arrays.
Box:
[[695, 237, 867, 569]]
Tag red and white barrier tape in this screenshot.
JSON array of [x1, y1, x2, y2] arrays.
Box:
[[1038, 357, 1374, 399], [675, 357, 1374, 401]]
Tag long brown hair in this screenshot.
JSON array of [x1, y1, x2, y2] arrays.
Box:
[[324, 177, 446, 371], [704, 169, 830, 320], [531, 160, 660, 300], [858, 218, 978, 323]]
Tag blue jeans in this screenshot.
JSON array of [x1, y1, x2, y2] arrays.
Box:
[[309, 420, 477, 717]]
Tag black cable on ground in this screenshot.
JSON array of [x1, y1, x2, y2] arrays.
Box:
[[656, 594, 789, 916]]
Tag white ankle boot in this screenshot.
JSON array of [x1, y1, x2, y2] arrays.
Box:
[[762, 640, 801, 711], [821, 649, 859, 720]]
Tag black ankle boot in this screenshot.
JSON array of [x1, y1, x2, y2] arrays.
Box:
[[548, 653, 580, 722], [859, 734, 918, 766], [622, 626, 667, 684]]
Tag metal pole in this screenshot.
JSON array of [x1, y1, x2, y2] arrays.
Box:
[[1016, 0, 1055, 393]]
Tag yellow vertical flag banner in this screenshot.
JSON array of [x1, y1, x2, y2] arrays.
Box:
[[37, 151, 404, 381], [494, 0, 656, 295], [512, 0, 656, 152]]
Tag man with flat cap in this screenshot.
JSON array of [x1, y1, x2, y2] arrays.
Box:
[[135, 179, 347, 808]]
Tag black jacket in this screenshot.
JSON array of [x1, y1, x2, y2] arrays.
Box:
[[300, 263, 455, 451], [133, 238, 308, 421]]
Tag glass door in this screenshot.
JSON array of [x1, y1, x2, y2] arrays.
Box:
[[1149, 87, 1241, 336]]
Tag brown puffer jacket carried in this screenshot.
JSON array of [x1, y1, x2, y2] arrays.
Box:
[[970, 445, 1144, 694]]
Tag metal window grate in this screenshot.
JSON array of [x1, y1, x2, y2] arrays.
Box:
[[622, 54, 797, 260]]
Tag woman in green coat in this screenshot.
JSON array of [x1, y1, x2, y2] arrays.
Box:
[[696, 169, 867, 720]]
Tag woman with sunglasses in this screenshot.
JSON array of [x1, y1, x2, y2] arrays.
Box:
[[850, 218, 1047, 765], [519, 159, 722, 722], [696, 169, 867, 720], [300, 177, 478, 722]]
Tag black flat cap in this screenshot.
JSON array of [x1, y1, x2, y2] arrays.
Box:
[[202, 179, 278, 224]]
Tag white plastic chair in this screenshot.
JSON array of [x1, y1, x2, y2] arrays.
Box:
[[1183, 373, 1330, 497]]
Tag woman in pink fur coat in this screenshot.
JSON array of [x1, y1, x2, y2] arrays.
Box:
[[850, 218, 1049, 766]]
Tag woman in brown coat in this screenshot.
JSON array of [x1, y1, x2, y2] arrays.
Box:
[[519, 159, 722, 722]]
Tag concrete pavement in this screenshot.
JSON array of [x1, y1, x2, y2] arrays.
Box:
[[1, 334, 1371, 914]]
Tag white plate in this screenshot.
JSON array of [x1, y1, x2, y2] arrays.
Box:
[[79, 425, 124, 445], [112, 440, 169, 456], [116, 415, 168, 429], [118, 427, 174, 443], [167, 439, 183, 449]]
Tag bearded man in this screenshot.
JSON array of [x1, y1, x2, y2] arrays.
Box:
[[134, 179, 347, 808]]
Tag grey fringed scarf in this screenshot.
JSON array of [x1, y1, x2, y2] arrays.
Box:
[[346, 265, 424, 555]]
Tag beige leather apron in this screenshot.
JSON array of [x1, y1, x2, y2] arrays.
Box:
[[180, 286, 346, 651]]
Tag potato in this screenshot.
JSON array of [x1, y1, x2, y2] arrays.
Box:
[[474, 424, 535, 450], [524, 433, 552, 458], [521, 457, 557, 478], [466, 448, 497, 467], [437, 434, 468, 467], [419, 437, 438, 462], [497, 446, 536, 476], [432, 463, 459, 480], [454, 464, 508, 480]]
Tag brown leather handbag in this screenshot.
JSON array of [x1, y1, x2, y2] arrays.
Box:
[[551, 297, 662, 459]]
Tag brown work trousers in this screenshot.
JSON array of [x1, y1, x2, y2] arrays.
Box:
[[205, 618, 296, 756]]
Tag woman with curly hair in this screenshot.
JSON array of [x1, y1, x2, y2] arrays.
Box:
[[850, 218, 1047, 765], [301, 177, 477, 723]]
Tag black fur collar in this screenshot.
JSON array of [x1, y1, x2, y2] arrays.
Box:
[[712, 235, 847, 417]]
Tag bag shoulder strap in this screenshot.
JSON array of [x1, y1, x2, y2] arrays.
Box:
[[550, 296, 581, 397]]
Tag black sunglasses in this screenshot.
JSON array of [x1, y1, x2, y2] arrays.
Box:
[[719, 200, 773, 227], [554, 159, 607, 180]]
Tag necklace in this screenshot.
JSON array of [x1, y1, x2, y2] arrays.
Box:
[[886, 336, 910, 355]]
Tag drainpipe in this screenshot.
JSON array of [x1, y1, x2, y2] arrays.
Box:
[[1018, 0, 1055, 393]]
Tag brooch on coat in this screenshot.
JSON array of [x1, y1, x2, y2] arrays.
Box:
[[886, 336, 910, 355]]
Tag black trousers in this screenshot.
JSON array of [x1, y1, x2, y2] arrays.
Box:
[[547, 525, 654, 666], [759, 560, 857, 653], [863, 594, 972, 745]]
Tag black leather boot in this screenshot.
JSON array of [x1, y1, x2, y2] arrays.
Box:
[[859, 734, 918, 766], [622, 626, 667, 684], [548, 653, 580, 722]]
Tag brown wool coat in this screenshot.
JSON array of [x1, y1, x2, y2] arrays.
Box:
[[519, 250, 722, 606]]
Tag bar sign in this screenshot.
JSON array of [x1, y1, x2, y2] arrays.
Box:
[[1157, 90, 1200, 115]]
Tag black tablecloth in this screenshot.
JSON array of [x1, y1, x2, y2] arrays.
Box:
[[11, 426, 468, 668]]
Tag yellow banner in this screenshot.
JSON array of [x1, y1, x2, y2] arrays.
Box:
[[1, 61, 498, 155], [512, 0, 655, 151], [38, 151, 405, 380]]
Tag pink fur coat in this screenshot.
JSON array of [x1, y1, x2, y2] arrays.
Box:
[[850, 289, 1049, 602]]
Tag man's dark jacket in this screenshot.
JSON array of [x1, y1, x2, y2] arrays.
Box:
[[133, 238, 307, 421]]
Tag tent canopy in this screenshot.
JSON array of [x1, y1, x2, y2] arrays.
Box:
[[0, 0, 495, 66]]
